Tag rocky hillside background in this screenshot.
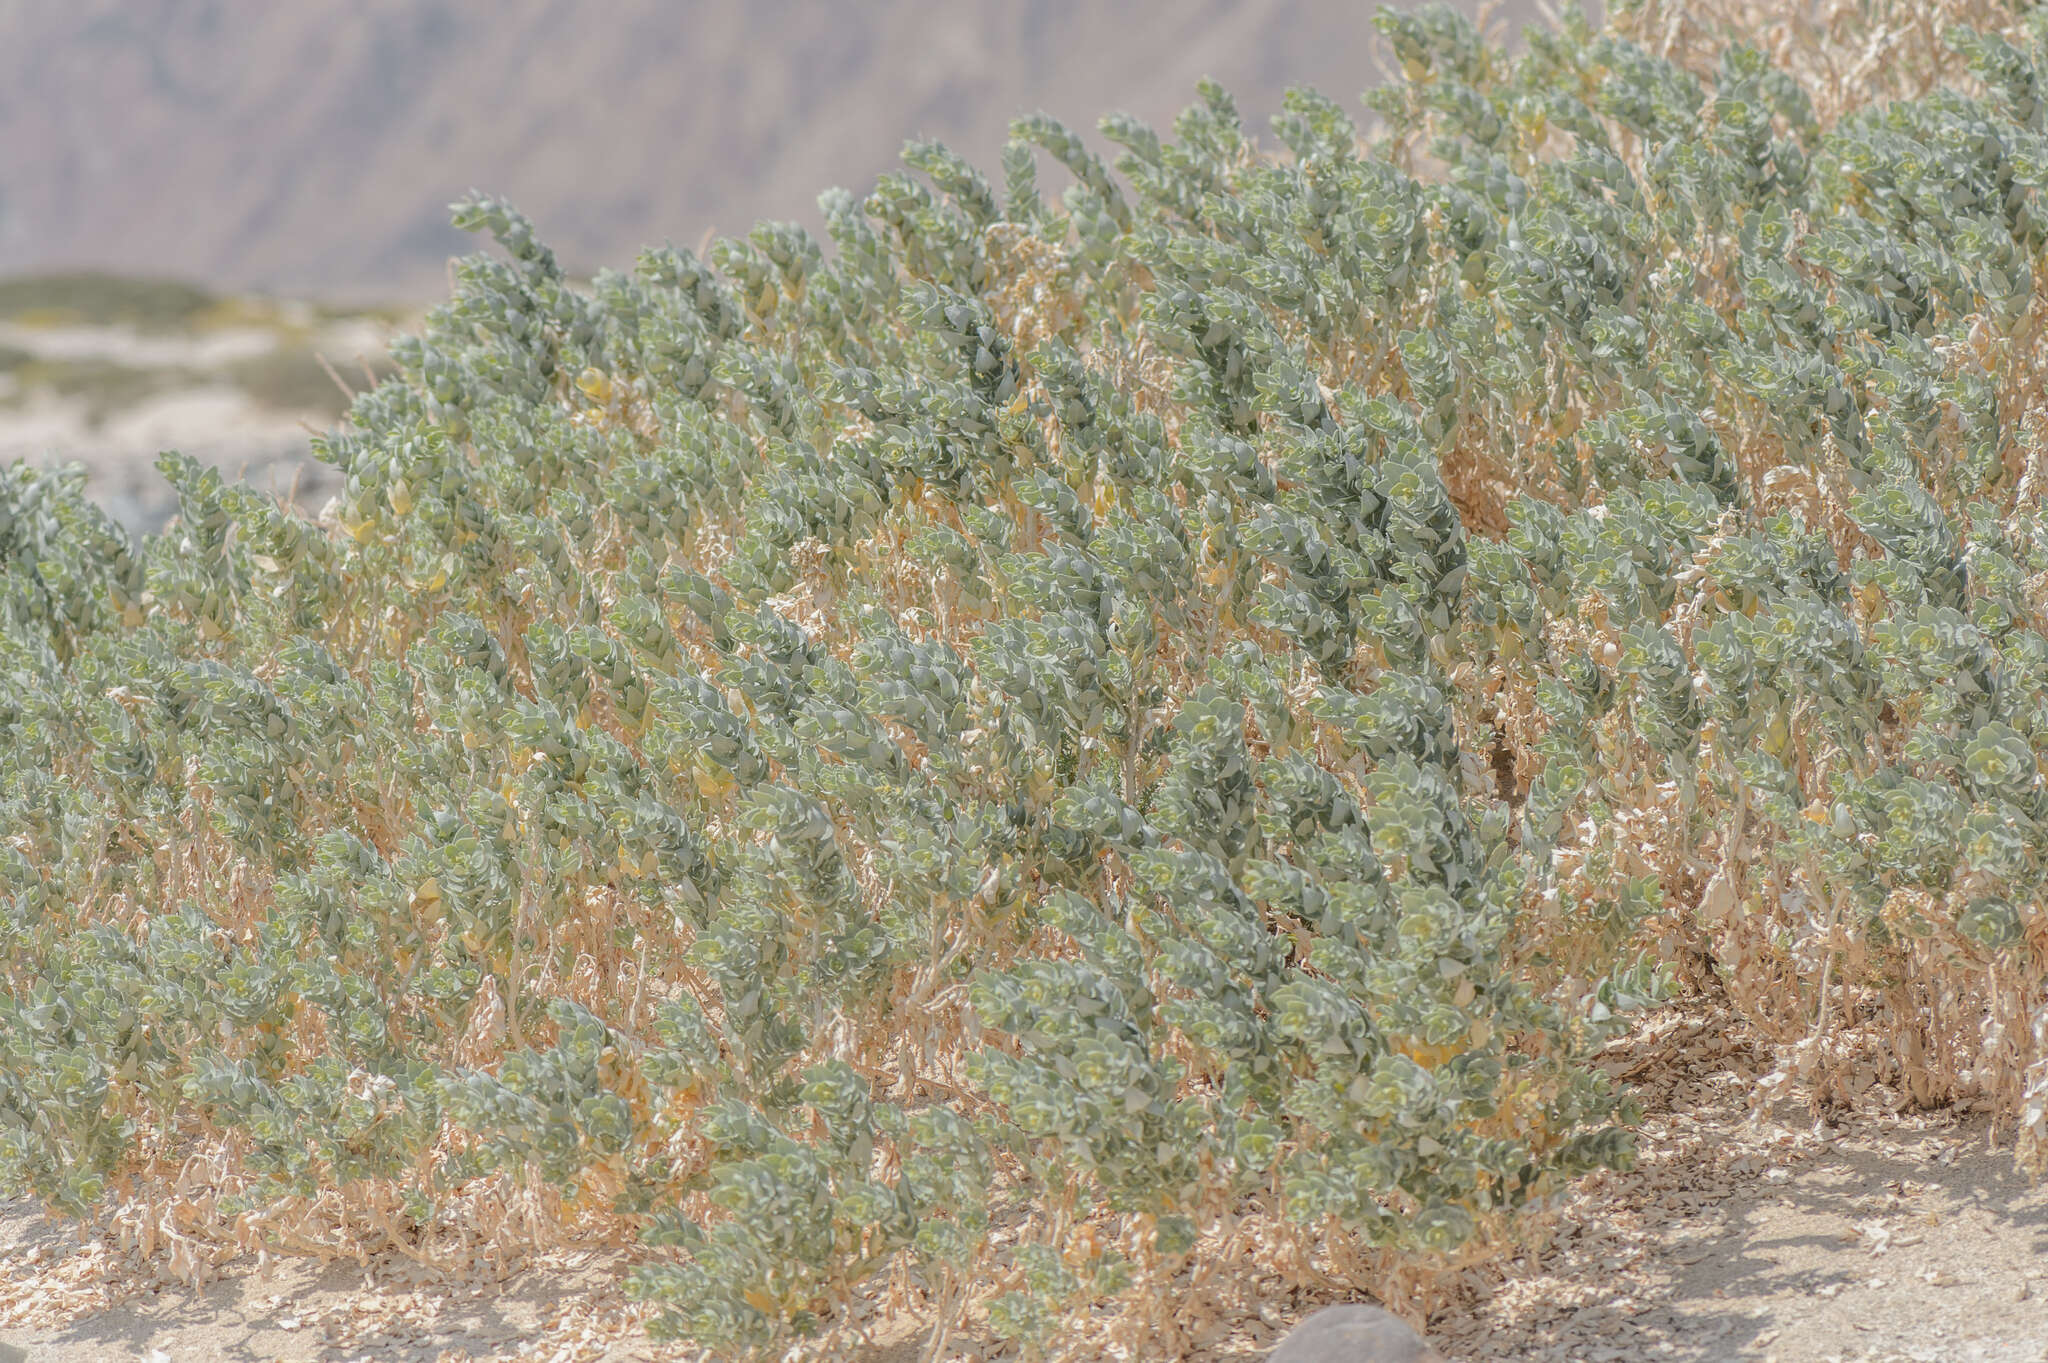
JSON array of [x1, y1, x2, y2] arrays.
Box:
[[0, 0, 1525, 301]]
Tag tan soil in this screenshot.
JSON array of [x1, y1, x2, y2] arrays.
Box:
[[1431, 1009, 2048, 1363], [3, 1005, 2045, 1363]]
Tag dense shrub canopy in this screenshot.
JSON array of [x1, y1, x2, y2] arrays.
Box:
[[6, 1, 2048, 1355]]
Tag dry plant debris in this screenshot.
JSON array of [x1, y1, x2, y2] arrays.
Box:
[[5, 1003, 2046, 1362]]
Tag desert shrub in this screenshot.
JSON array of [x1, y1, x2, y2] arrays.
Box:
[[5, 1, 2048, 1357]]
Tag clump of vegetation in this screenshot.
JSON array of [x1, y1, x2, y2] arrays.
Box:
[[4, 0, 2048, 1357], [0, 356, 183, 426], [0, 272, 220, 331]]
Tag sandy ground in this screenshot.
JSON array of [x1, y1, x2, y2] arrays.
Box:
[[2, 1006, 2044, 1363], [1433, 1010, 2048, 1363], [0, 316, 389, 531], [0, 318, 390, 373], [0, 385, 341, 531]]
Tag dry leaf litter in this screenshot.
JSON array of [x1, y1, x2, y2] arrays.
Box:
[[3, 1003, 2044, 1363]]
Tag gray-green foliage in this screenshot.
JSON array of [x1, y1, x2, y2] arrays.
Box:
[[6, 3, 2048, 1356]]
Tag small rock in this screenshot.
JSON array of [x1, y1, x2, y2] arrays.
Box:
[[0, 1342, 26, 1363], [1267, 1304, 1445, 1363]]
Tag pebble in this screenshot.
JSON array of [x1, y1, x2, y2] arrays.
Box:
[[1266, 1304, 1446, 1363]]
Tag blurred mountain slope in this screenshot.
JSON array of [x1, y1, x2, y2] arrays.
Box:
[[0, 0, 1524, 300]]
